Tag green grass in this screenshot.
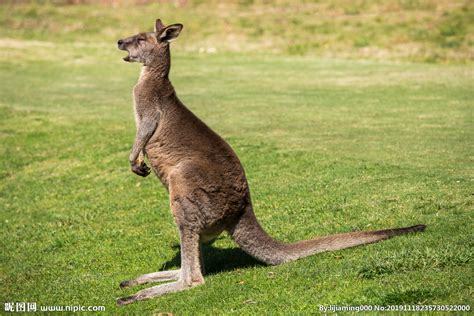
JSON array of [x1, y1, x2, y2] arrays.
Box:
[[1, 2, 473, 315]]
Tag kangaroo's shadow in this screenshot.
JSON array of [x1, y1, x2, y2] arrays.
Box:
[[162, 242, 264, 275]]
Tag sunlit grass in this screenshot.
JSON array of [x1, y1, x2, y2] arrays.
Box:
[[0, 37, 472, 314]]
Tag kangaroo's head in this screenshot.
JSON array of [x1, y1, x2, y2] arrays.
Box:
[[117, 19, 183, 67]]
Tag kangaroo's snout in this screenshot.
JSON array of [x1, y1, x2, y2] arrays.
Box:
[[117, 38, 131, 62]]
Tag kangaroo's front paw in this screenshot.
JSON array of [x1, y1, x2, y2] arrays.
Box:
[[131, 161, 151, 177]]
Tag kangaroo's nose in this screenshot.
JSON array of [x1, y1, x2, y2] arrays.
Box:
[[117, 39, 124, 46]]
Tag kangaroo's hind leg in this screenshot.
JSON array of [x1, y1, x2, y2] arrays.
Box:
[[117, 179, 206, 306], [119, 269, 180, 288]]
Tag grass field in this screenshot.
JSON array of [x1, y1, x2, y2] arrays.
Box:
[[1, 1, 473, 315]]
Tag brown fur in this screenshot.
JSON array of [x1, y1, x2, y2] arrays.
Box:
[[116, 19, 426, 305]]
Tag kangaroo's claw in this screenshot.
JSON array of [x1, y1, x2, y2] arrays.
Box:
[[131, 161, 151, 177]]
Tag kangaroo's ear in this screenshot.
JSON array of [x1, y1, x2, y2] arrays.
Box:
[[155, 19, 165, 33], [159, 24, 183, 42]]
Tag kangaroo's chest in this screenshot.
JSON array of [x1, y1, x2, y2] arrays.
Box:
[[132, 86, 150, 118]]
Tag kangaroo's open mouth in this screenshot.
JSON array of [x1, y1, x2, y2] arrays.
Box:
[[123, 54, 137, 62], [118, 41, 136, 62]]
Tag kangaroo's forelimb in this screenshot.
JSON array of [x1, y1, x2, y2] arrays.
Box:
[[129, 115, 159, 177]]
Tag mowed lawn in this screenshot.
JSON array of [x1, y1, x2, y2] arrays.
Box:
[[0, 41, 472, 314]]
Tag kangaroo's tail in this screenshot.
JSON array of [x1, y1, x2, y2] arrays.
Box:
[[228, 206, 426, 265]]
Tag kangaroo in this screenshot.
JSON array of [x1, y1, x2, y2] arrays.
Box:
[[116, 19, 426, 305]]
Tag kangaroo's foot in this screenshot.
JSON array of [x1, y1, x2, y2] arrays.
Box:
[[119, 269, 180, 288], [117, 278, 204, 305], [118, 226, 205, 305]]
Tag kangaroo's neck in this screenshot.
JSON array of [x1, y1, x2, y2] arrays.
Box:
[[138, 64, 169, 85], [135, 64, 176, 102]]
